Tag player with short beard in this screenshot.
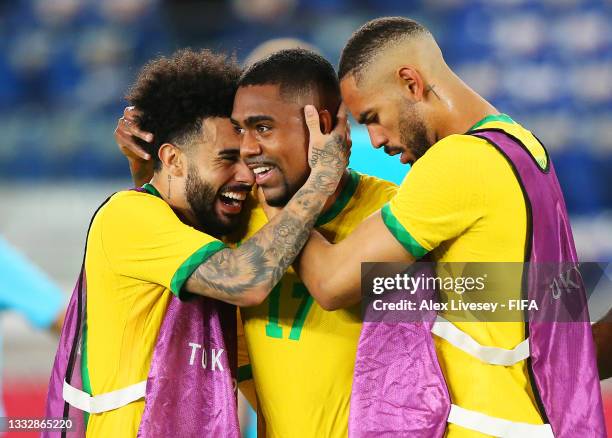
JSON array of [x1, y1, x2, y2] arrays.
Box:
[[115, 48, 398, 438], [57, 48, 349, 437], [230, 50, 398, 438], [294, 16, 605, 438]]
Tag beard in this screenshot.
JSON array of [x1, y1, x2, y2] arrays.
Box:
[[185, 164, 237, 237], [263, 176, 293, 207], [249, 158, 309, 208], [265, 172, 309, 207], [398, 99, 431, 162]]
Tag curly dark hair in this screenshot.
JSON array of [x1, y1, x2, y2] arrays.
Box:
[[126, 49, 241, 168]]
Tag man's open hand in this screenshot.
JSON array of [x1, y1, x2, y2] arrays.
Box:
[[304, 103, 351, 195]]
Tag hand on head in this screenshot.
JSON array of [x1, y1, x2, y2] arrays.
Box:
[[114, 106, 154, 161], [304, 103, 351, 191]]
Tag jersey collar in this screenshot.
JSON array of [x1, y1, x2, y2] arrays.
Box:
[[143, 175, 361, 228], [468, 113, 515, 132], [315, 169, 360, 227], [142, 183, 162, 199]]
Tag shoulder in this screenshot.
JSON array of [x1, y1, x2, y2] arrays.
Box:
[[422, 134, 494, 163], [338, 171, 398, 220], [472, 121, 548, 169], [104, 189, 168, 210], [355, 171, 398, 195], [405, 134, 510, 185], [92, 189, 176, 234], [355, 171, 398, 199]]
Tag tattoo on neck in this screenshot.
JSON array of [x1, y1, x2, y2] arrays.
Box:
[[426, 84, 440, 100], [168, 174, 171, 199]]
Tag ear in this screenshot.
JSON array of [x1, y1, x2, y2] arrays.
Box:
[[318, 109, 333, 134], [158, 143, 186, 177], [397, 66, 425, 102]]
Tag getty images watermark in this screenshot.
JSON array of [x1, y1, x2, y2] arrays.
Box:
[[361, 262, 611, 323]]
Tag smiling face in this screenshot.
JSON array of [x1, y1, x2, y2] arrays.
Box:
[[231, 84, 310, 207], [341, 74, 431, 165], [184, 117, 255, 235]]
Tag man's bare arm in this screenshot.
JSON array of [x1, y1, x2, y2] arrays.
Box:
[[295, 208, 415, 311], [185, 105, 350, 306]]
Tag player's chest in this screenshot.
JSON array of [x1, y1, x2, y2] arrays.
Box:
[[241, 271, 361, 345]]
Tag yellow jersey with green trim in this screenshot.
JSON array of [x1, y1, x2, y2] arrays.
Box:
[[239, 170, 397, 438], [381, 115, 548, 437], [82, 183, 226, 437]]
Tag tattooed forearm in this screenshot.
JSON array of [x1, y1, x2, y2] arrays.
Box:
[[185, 175, 328, 305], [309, 133, 348, 187], [185, 107, 350, 306]]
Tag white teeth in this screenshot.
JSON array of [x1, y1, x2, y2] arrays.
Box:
[[253, 166, 272, 175], [221, 191, 247, 201]]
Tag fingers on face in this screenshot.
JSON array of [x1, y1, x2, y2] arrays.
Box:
[[304, 105, 322, 137]]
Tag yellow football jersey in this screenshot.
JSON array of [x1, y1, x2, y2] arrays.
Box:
[[383, 115, 548, 437], [83, 183, 226, 437], [239, 170, 397, 438]]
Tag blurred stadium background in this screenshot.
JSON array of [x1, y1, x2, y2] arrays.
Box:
[[0, 0, 610, 437]]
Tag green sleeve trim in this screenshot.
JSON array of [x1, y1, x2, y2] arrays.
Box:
[[170, 240, 227, 298], [316, 169, 360, 227], [142, 183, 162, 198], [237, 364, 253, 382], [381, 204, 429, 259], [467, 113, 515, 132]]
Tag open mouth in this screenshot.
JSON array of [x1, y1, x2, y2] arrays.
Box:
[[251, 164, 276, 184], [217, 189, 248, 214]]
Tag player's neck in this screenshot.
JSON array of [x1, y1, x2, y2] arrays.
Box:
[[150, 172, 199, 228], [322, 169, 351, 213], [434, 74, 498, 141]]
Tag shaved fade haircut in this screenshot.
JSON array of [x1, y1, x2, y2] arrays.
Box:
[[338, 17, 431, 81], [238, 48, 341, 115]]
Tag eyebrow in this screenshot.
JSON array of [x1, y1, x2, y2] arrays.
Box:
[[219, 148, 240, 156], [243, 115, 275, 126], [357, 110, 373, 125]]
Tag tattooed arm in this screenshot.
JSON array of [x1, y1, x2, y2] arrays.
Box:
[[294, 211, 414, 310], [184, 105, 350, 306]]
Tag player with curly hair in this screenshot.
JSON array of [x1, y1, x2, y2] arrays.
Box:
[[47, 48, 350, 437], [114, 48, 398, 437]]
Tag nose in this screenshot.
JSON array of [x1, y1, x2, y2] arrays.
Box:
[[366, 125, 388, 149], [240, 130, 262, 160], [235, 159, 255, 186]]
